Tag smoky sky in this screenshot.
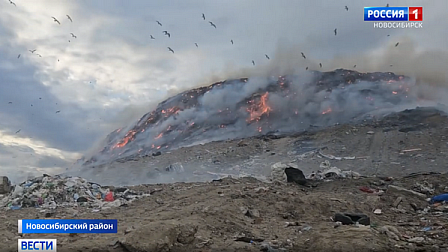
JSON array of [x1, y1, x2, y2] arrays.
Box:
[[0, 0, 447, 183]]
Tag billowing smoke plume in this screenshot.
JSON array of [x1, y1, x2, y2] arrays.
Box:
[[79, 67, 443, 167]]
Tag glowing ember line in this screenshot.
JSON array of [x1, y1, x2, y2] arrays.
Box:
[[322, 107, 332, 115]]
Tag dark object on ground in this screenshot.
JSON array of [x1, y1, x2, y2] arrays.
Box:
[[285, 167, 307, 185], [152, 151, 161, 156], [77, 197, 88, 203], [334, 212, 370, 225], [235, 237, 264, 243]]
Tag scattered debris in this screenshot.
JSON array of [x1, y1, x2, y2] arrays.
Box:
[[367, 131, 375, 134], [387, 185, 427, 199], [307, 160, 361, 180], [0, 174, 151, 210], [271, 162, 297, 182], [392, 197, 402, 207], [317, 149, 356, 160], [333, 212, 370, 226], [373, 209, 382, 215], [429, 193, 448, 204], [0, 176, 11, 194], [401, 148, 422, 153]]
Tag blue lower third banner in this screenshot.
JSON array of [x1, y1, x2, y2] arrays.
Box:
[[18, 219, 118, 234]]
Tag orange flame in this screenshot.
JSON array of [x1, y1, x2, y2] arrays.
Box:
[[112, 130, 137, 149], [246, 92, 272, 122], [155, 133, 163, 139], [392, 91, 398, 95], [322, 107, 332, 115]]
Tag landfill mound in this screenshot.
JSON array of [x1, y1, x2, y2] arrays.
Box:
[[0, 174, 150, 210], [84, 69, 416, 166]]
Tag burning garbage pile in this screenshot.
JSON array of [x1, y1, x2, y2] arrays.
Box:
[[0, 175, 150, 210], [85, 69, 416, 166]]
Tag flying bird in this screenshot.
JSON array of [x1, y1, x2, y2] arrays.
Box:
[[15, 129, 21, 134], [202, 13, 205, 20], [306, 67, 308, 70], [209, 21, 216, 28], [386, 4, 389, 7], [353, 65, 356, 68], [17, 54, 20, 59], [70, 33, 77, 38], [387, 34, 390, 36], [29, 49, 36, 53], [150, 35, 155, 39], [55, 110, 60, 113], [8, 102, 12, 104], [301, 52, 306, 59], [156, 21, 162, 26], [334, 28, 337, 36], [265, 54, 270, 60], [52, 17, 60, 25], [195, 43, 198, 48], [230, 40, 233, 45], [36, 54, 42, 57], [67, 15, 72, 22], [252, 60, 255, 66], [319, 63, 322, 68], [9, 0, 16, 6], [168, 47, 174, 53], [345, 6, 348, 11], [163, 31, 171, 37], [395, 42, 399, 47]]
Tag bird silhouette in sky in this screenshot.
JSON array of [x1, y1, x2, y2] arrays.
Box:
[[67, 15, 72, 22], [150, 35, 155, 39], [319, 63, 322, 68], [252, 60, 255, 66], [301, 52, 306, 59], [168, 47, 174, 53], [306, 67, 308, 70], [354, 65, 357, 68], [17, 54, 20, 59], [52, 17, 60, 25], [334, 28, 337, 36], [36, 54, 42, 57], [230, 40, 233, 45], [395, 42, 399, 47], [195, 43, 198, 48], [345, 6, 348, 11], [209, 21, 216, 28], [15, 129, 21, 134], [29, 49, 36, 53], [55, 110, 60, 113], [163, 31, 171, 37], [265, 54, 270, 60], [202, 13, 205, 20], [70, 33, 77, 38], [156, 21, 162, 26], [9, 0, 16, 6], [8, 102, 12, 104]]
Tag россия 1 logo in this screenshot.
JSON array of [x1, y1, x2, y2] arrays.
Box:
[[364, 6, 423, 29]]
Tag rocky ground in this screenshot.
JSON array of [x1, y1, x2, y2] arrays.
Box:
[[1, 107, 448, 251], [1, 173, 448, 252]]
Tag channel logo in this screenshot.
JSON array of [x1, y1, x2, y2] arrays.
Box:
[[18, 239, 57, 252], [364, 7, 423, 22]]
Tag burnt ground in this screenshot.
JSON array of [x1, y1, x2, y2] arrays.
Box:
[[1, 107, 448, 251]]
